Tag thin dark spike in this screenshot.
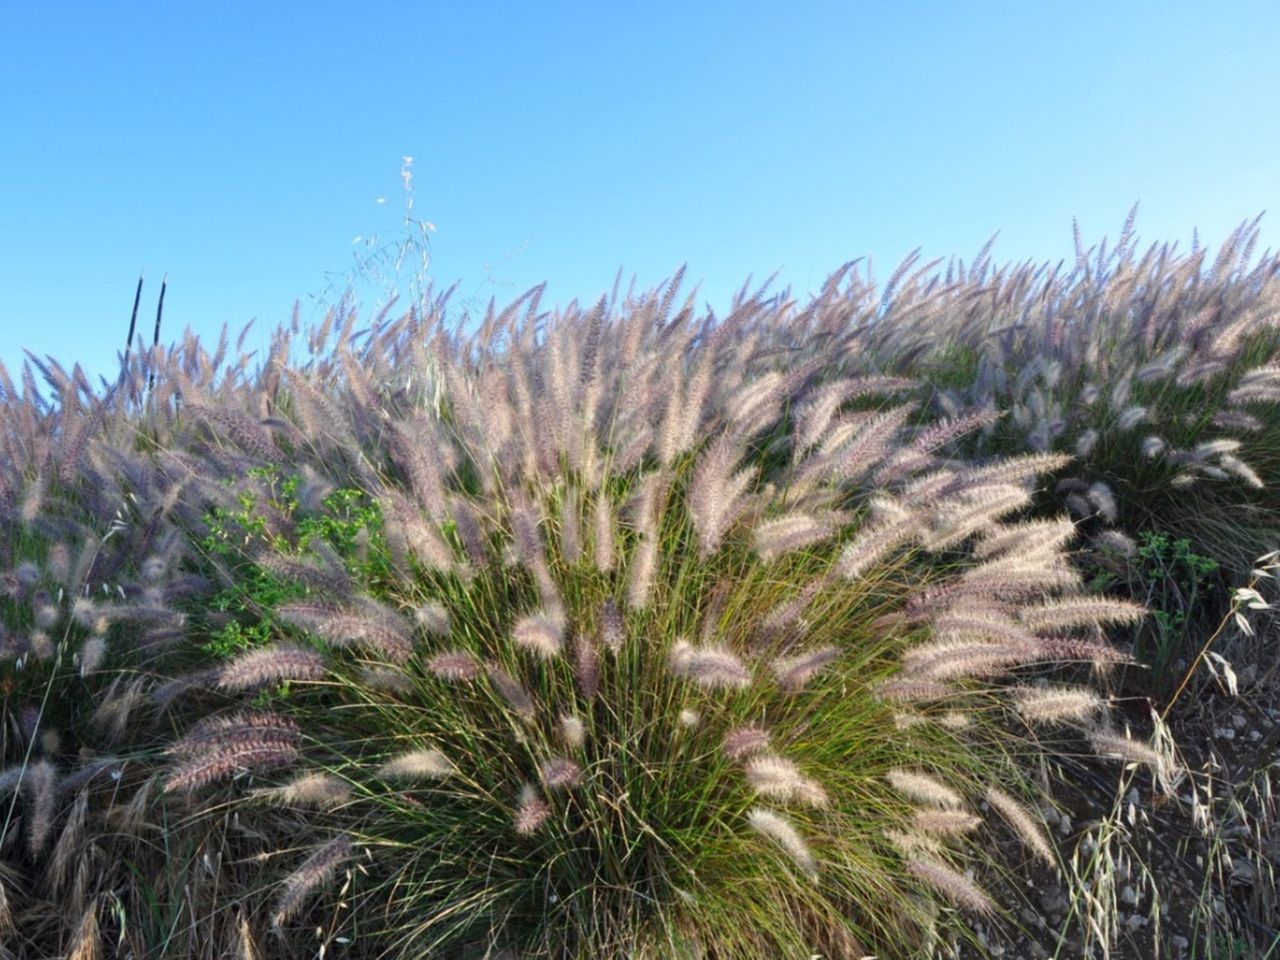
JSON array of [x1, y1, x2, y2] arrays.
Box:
[[123, 271, 144, 364], [149, 273, 167, 392], [121, 271, 144, 398]]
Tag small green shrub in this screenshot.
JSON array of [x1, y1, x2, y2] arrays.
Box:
[[1090, 530, 1221, 696]]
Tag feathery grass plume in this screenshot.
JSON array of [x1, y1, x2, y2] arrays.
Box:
[[33, 599, 60, 630], [1011, 685, 1106, 724], [22, 759, 58, 857], [793, 380, 856, 454], [886, 770, 963, 809], [29, 632, 53, 660], [72, 597, 107, 631], [584, 600, 621, 660], [508, 500, 544, 563], [931, 608, 1038, 646], [528, 557, 567, 622], [362, 665, 415, 695], [414, 601, 451, 636], [512, 613, 565, 659], [539, 756, 583, 790], [165, 734, 302, 792], [1034, 636, 1134, 666], [165, 713, 301, 792], [875, 678, 952, 702], [626, 469, 669, 539], [912, 808, 981, 837], [1092, 529, 1137, 556], [379, 748, 455, 780], [959, 563, 1083, 597], [514, 783, 551, 835], [771, 646, 840, 692], [689, 433, 757, 559], [1109, 374, 1133, 411], [1140, 435, 1166, 458], [1219, 453, 1265, 488], [922, 484, 1032, 551], [744, 755, 829, 808], [901, 641, 1041, 681], [834, 508, 920, 580], [752, 513, 836, 562], [884, 829, 943, 856], [984, 787, 1055, 866], [723, 724, 771, 761], [592, 492, 614, 572], [906, 855, 993, 915], [654, 364, 685, 468], [486, 663, 536, 721], [190, 403, 277, 461], [1226, 381, 1280, 405], [559, 714, 586, 749], [814, 410, 880, 462], [669, 639, 752, 690], [1197, 439, 1245, 458], [47, 541, 70, 583], [675, 352, 714, 451], [252, 772, 352, 809], [726, 369, 787, 437], [755, 578, 826, 648], [746, 807, 817, 878], [1087, 481, 1118, 522], [1213, 409, 1264, 432], [960, 453, 1074, 488], [626, 535, 658, 610], [386, 418, 447, 518], [218, 644, 327, 692], [258, 550, 356, 600], [426, 650, 481, 682], [825, 402, 917, 483], [1074, 428, 1098, 458], [1116, 405, 1147, 430], [972, 517, 1077, 560], [1018, 597, 1146, 632], [559, 484, 582, 563], [1087, 727, 1164, 768], [78, 635, 107, 676], [150, 666, 220, 708], [572, 631, 601, 700], [272, 835, 353, 930], [309, 602, 417, 664], [908, 407, 1004, 458], [381, 488, 458, 574], [448, 494, 490, 565]]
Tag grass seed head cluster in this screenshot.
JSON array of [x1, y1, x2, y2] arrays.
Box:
[[0, 216, 1277, 957]]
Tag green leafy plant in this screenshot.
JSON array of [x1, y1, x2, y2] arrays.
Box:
[[1085, 529, 1222, 695], [195, 465, 388, 660], [1129, 531, 1220, 692]]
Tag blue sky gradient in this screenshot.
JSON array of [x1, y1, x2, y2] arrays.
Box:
[[2, 1, 1278, 382]]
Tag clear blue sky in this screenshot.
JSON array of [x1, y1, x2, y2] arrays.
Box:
[[2, 1, 1278, 384]]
